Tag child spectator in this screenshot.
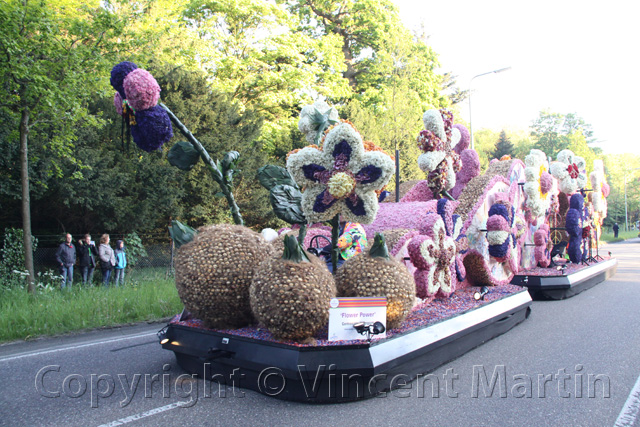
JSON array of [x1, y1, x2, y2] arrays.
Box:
[[114, 240, 127, 286]]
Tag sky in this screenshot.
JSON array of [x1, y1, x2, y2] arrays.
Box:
[[392, 0, 640, 155]]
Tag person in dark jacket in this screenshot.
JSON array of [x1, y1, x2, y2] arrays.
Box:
[[114, 240, 127, 287], [613, 223, 619, 238], [55, 233, 76, 289], [77, 234, 97, 286], [98, 234, 115, 286]]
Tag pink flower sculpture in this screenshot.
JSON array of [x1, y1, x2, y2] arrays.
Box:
[[123, 69, 161, 111], [408, 213, 457, 298]]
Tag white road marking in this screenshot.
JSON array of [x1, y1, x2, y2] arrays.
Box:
[[0, 331, 157, 362], [96, 401, 190, 427], [615, 373, 640, 427]]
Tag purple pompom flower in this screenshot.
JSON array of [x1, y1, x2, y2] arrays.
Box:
[[123, 69, 161, 111], [130, 105, 173, 152], [110, 61, 138, 99]]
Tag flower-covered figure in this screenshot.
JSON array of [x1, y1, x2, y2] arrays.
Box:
[[533, 224, 551, 268], [523, 149, 553, 217], [416, 109, 462, 199], [408, 213, 457, 298], [566, 194, 585, 263], [287, 122, 395, 224], [550, 149, 587, 194]]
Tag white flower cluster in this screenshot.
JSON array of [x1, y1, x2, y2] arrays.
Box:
[[590, 159, 607, 215], [549, 149, 587, 194], [417, 109, 457, 191], [523, 149, 551, 217], [298, 100, 339, 144]]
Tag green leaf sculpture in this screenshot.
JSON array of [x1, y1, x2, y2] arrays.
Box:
[[167, 141, 200, 171], [168, 220, 198, 249], [270, 184, 306, 224], [257, 165, 297, 190]]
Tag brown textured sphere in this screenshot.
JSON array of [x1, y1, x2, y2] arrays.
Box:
[[250, 252, 336, 341], [335, 248, 416, 329], [175, 224, 275, 329]]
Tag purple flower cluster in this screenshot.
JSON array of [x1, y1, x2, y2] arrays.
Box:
[[566, 194, 584, 263], [110, 61, 173, 152]]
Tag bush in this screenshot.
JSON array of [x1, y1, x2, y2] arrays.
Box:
[[123, 231, 147, 267], [0, 228, 38, 288]]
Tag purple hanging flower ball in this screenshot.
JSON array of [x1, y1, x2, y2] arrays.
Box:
[[123, 69, 161, 111], [130, 105, 173, 152], [110, 61, 138, 99]]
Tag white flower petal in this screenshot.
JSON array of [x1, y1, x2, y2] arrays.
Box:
[[322, 122, 364, 163], [286, 146, 330, 189], [423, 110, 445, 140], [418, 151, 447, 172]]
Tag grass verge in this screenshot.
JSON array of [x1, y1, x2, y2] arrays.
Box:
[[600, 230, 639, 243], [0, 270, 182, 343]]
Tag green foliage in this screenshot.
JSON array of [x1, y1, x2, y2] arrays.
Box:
[[123, 232, 147, 267], [530, 110, 598, 161], [491, 130, 514, 159], [0, 228, 38, 288]]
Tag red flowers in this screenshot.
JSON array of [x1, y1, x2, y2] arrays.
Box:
[[567, 163, 580, 179]]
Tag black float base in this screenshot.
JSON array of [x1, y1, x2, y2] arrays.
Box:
[[161, 290, 532, 403], [512, 258, 617, 300]]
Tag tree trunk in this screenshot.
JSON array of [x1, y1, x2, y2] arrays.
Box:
[[20, 107, 35, 293]]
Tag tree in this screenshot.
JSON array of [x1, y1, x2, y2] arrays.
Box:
[[530, 110, 598, 158], [281, 0, 447, 110], [0, 0, 134, 291], [491, 130, 514, 159]]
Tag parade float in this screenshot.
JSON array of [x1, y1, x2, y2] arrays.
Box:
[[109, 62, 615, 401]]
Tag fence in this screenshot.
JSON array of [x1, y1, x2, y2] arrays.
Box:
[[30, 235, 175, 283]]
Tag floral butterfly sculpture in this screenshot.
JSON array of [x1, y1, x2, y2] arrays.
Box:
[[416, 109, 462, 200], [434, 198, 468, 283], [408, 213, 457, 299]]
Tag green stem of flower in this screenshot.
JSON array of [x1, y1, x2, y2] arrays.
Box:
[[330, 214, 340, 273], [160, 103, 243, 226], [297, 223, 307, 247]]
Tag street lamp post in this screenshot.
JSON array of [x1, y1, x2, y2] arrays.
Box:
[[468, 67, 511, 150], [624, 167, 640, 232]]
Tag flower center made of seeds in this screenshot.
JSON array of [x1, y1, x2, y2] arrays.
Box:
[[327, 172, 356, 199]]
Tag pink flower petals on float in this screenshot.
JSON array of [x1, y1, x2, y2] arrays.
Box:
[[114, 92, 123, 116], [408, 213, 456, 298], [123, 68, 161, 111], [523, 149, 552, 218]]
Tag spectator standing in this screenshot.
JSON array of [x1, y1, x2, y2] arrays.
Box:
[[55, 233, 76, 289], [613, 223, 619, 238], [114, 240, 127, 287], [77, 234, 97, 286], [98, 234, 115, 286]]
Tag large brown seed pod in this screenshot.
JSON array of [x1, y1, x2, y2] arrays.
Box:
[[175, 224, 275, 329], [250, 235, 336, 341], [334, 233, 415, 329]]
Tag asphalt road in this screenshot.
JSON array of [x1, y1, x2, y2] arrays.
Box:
[[1, 238, 639, 427]]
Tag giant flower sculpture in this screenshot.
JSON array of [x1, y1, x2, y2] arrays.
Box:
[[523, 149, 553, 217], [550, 149, 587, 194], [287, 122, 395, 224], [408, 213, 457, 298], [110, 61, 173, 152], [416, 109, 462, 199]]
